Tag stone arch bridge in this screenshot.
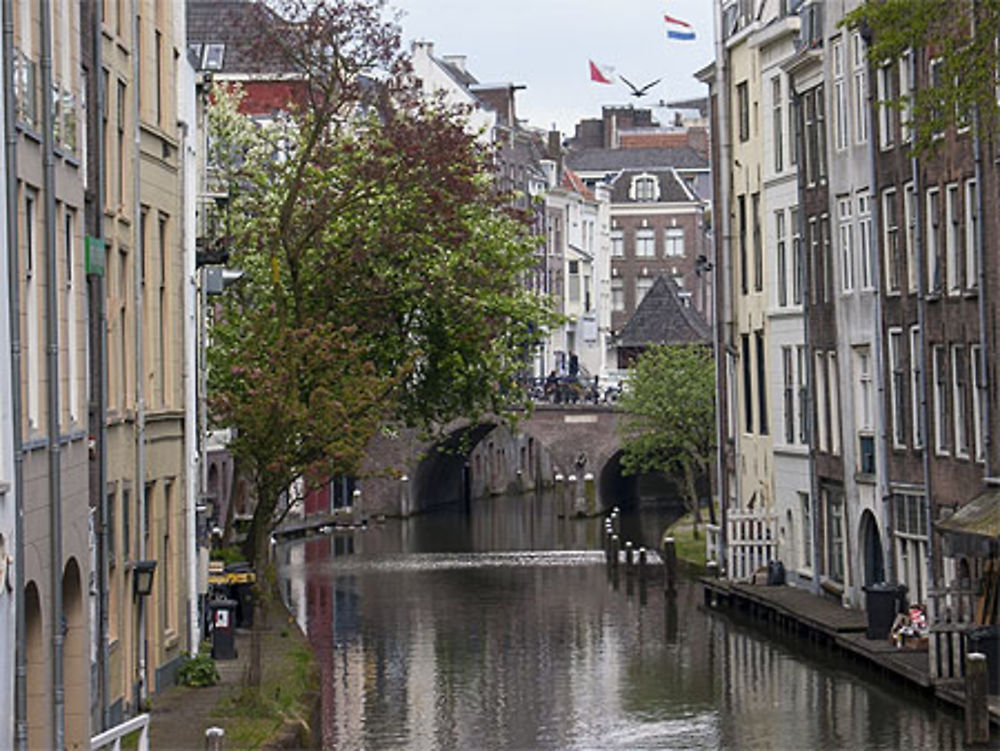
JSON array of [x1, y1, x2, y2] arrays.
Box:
[[357, 404, 636, 518]]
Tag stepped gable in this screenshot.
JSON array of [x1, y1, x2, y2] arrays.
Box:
[[618, 275, 711, 348]]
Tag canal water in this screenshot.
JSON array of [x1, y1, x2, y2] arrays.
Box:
[[277, 491, 967, 750]]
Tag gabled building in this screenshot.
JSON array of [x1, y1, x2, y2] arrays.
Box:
[[616, 275, 711, 367]]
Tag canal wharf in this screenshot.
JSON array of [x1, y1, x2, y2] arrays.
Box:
[[701, 577, 1000, 727]]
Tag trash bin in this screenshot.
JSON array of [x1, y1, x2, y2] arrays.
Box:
[[209, 599, 238, 660], [863, 583, 907, 640], [967, 625, 1000, 695], [766, 560, 786, 586]]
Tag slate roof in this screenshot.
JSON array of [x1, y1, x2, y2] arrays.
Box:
[[565, 146, 708, 173], [608, 168, 693, 204], [186, 0, 297, 75], [617, 275, 711, 348]]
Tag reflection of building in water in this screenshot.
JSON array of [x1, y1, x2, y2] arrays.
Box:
[[717, 626, 962, 750]]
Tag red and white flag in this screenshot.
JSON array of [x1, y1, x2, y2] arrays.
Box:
[[589, 60, 615, 85]]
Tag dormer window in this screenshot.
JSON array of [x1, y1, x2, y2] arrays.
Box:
[[631, 174, 659, 202]]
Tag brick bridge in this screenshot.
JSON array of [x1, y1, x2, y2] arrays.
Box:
[[357, 404, 638, 517]]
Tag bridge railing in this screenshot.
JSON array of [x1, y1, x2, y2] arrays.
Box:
[[727, 508, 777, 581], [91, 713, 150, 751], [519, 375, 620, 405]]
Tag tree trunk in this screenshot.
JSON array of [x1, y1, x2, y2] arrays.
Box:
[[684, 460, 701, 540], [703, 460, 718, 526], [246, 517, 273, 689]]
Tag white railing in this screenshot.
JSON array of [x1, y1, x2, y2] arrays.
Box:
[[91, 713, 150, 751], [705, 523, 721, 565], [927, 578, 978, 682], [727, 509, 778, 581]]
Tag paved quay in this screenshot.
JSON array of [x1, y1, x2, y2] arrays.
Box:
[[702, 577, 1000, 726]]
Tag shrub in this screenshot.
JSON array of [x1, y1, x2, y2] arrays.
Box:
[[178, 653, 220, 688]]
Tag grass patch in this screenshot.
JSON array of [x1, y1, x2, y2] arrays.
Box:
[[212, 614, 316, 750], [662, 511, 710, 570]]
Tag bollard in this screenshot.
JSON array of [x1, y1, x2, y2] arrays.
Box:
[[604, 525, 613, 564], [638, 546, 648, 582], [205, 727, 225, 751], [611, 534, 620, 569], [625, 541, 635, 576], [554, 474, 565, 517], [965, 652, 991, 746], [706, 560, 720, 579], [612, 508, 621, 536], [399, 475, 410, 518], [583, 472, 596, 516], [662, 537, 677, 595], [351, 488, 362, 524], [567, 475, 577, 517]]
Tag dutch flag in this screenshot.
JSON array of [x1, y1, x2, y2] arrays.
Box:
[[665, 14, 695, 41]]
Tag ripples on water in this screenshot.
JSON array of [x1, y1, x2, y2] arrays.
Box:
[[277, 494, 966, 751]]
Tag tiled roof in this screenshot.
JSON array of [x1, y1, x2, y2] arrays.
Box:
[[618, 275, 711, 348], [565, 146, 708, 172], [561, 168, 594, 200], [608, 168, 693, 204], [186, 1, 296, 75]]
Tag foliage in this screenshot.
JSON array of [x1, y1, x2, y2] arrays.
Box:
[[843, 0, 1000, 155], [210, 545, 248, 566], [205, 0, 558, 572], [617, 345, 716, 518], [178, 653, 220, 688]]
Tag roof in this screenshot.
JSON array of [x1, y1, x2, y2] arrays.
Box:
[[186, 1, 297, 75], [565, 146, 708, 173], [936, 488, 1000, 540], [617, 275, 711, 348], [561, 168, 594, 201], [608, 168, 694, 204]]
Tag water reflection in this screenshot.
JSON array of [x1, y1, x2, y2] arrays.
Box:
[[278, 492, 965, 750]]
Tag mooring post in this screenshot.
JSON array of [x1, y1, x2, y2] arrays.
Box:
[[583, 472, 596, 516], [612, 507, 621, 535], [205, 727, 225, 751], [554, 473, 565, 517], [624, 541, 634, 576], [610, 534, 620, 569], [965, 652, 991, 746], [706, 560, 719, 579], [638, 546, 647, 582], [662, 537, 677, 595]]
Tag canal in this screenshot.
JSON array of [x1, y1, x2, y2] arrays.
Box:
[[277, 491, 966, 750]]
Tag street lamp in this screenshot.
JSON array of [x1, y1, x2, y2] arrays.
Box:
[[133, 559, 157, 599]]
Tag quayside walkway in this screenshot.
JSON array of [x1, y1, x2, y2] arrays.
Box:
[[702, 577, 1000, 726]]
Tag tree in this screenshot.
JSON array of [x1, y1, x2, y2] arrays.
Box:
[[843, 0, 1000, 155], [206, 0, 557, 684], [616, 345, 716, 532]]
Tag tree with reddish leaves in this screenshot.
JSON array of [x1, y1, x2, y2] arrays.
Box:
[[207, 0, 557, 687]]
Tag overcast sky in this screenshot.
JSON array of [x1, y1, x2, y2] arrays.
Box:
[[390, 0, 715, 135]]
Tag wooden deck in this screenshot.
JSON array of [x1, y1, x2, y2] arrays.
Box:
[[702, 577, 1000, 726]]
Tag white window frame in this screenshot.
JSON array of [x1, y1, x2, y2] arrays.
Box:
[[883, 188, 900, 293], [952, 345, 969, 458], [635, 227, 655, 257], [926, 187, 941, 294], [611, 277, 625, 312], [635, 276, 654, 304], [772, 76, 784, 173], [971, 344, 984, 462], [664, 227, 685, 257], [852, 32, 868, 145], [910, 325, 923, 449], [838, 197, 854, 293], [610, 227, 623, 257], [858, 192, 874, 290], [877, 62, 896, 150], [932, 343, 948, 456], [945, 183, 960, 296], [829, 351, 841, 456], [889, 328, 905, 448], [904, 182, 917, 293], [816, 351, 829, 453], [965, 178, 978, 289], [899, 51, 913, 142], [776, 210, 788, 307], [833, 39, 849, 151]]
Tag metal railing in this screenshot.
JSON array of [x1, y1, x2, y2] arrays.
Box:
[[91, 713, 150, 751], [520, 375, 621, 405]]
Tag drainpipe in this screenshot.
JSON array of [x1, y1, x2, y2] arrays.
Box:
[[861, 28, 894, 586], [131, 5, 147, 709], [909, 49, 937, 595], [712, 0, 732, 574], [3, 0, 25, 747], [89, 0, 109, 730], [40, 1, 65, 747], [971, 75, 992, 480]]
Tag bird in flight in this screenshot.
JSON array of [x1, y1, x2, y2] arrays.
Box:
[[620, 75, 661, 99]]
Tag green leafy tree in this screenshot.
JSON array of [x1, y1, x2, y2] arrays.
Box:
[[206, 1, 557, 686], [617, 345, 716, 531], [844, 0, 1000, 155]]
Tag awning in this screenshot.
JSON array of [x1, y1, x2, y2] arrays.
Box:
[[936, 487, 1000, 540]]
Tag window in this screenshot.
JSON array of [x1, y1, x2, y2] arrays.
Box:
[[202, 43, 225, 71], [611, 227, 623, 257], [838, 197, 854, 292], [816, 84, 828, 179], [929, 57, 945, 138], [971, 344, 984, 461], [772, 76, 784, 172], [117, 79, 126, 209], [752, 193, 762, 292], [804, 88, 817, 184], [64, 208, 78, 423], [900, 51, 913, 142], [25, 189, 39, 428], [792, 208, 803, 304], [633, 176, 657, 202], [800, 492, 813, 569], [122, 487, 131, 561], [756, 331, 768, 435], [155, 30, 163, 126], [776, 210, 788, 307], [789, 90, 799, 166], [635, 227, 655, 257], [910, 326, 924, 448], [965, 179, 978, 289], [856, 348, 875, 473], [665, 227, 684, 257], [737, 81, 750, 141], [852, 32, 868, 144], [833, 39, 848, 151], [932, 344, 948, 455], [783, 346, 795, 443], [808, 217, 819, 304], [611, 278, 624, 312], [568, 260, 580, 302], [742, 333, 753, 433], [828, 351, 840, 455], [858, 192, 874, 290], [162, 480, 173, 633], [739, 195, 748, 295], [635, 276, 653, 305], [926, 188, 941, 294], [821, 215, 832, 303], [797, 345, 808, 443], [883, 189, 900, 292], [827, 491, 845, 583], [159, 215, 168, 407], [945, 184, 960, 295], [816, 351, 829, 452], [889, 328, 906, 448], [894, 493, 929, 605], [878, 63, 897, 149], [904, 182, 917, 293], [953, 345, 968, 458]]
